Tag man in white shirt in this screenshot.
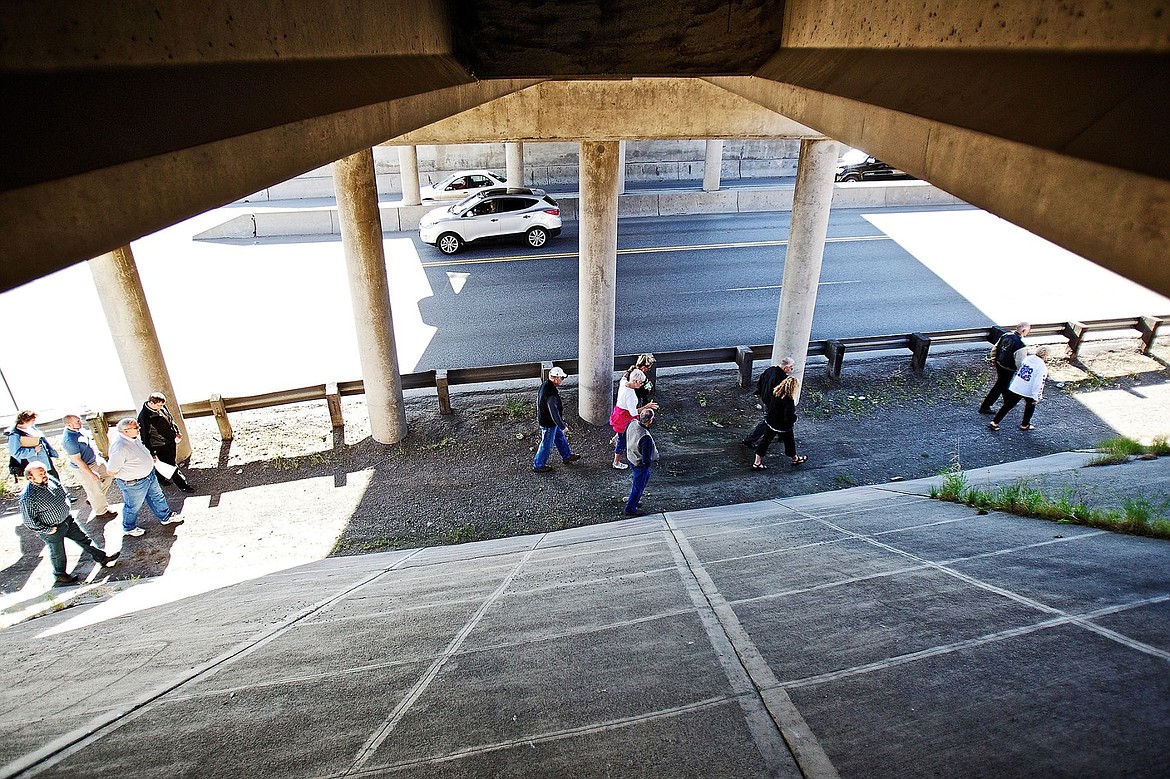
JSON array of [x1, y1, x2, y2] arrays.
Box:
[[107, 418, 182, 537]]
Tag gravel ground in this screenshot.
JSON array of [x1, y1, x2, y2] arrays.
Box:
[[2, 337, 1168, 596], [174, 338, 1170, 553]]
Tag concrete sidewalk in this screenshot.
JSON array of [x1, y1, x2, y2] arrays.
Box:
[[1, 453, 1168, 778]]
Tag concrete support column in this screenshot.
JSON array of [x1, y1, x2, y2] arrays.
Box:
[[397, 145, 421, 206], [334, 148, 408, 444], [617, 141, 627, 195], [89, 246, 191, 460], [773, 138, 839, 395], [505, 142, 525, 187], [577, 141, 621, 425], [703, 139, 724, 192]]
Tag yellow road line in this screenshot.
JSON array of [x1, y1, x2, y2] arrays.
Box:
[[419, 234, 891, 268]]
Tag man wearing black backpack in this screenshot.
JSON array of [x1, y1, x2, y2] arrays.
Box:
[[980, 322, 1031, 414]]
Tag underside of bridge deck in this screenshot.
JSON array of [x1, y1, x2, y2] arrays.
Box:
[[1, 1, 1167, 296]]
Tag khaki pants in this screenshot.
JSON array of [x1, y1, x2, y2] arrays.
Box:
[[75, 460, 114, 515]]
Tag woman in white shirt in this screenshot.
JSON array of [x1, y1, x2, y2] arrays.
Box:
[[610, 370, 658, 469], [989, 346, 1049, 431]]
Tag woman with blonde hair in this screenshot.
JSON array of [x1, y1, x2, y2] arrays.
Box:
[[752, 376, 807, 469]]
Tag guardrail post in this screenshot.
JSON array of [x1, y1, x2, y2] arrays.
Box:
[[436, 369, 452, 415], [1137, 315, 1161, 355], [825, 340, 845, 379], [209, 394, 234, 441], [87, 412, 111, 457], [325, 383, 344, 429], [540, 361, 554, 382], [1063, 321, 1087, 357], [909, 333, 931, 372], [735, 346, 754, 389]]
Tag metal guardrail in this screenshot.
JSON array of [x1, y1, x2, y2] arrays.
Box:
[[85, 314, 1169, 452]]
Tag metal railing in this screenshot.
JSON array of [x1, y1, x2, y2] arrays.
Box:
[[84, 314, 1169, 453]]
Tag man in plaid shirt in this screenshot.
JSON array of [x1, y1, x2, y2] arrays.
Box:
[[20, 462, 119, 586]]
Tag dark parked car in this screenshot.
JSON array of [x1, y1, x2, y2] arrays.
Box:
[[835, 148, 915, 182]]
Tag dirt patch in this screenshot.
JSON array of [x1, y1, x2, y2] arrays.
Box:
[[3, 337, 1168, 592], [180, 339, 1170, 553]]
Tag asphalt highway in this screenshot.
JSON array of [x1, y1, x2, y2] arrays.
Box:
[[2, 203, 1167, 416]]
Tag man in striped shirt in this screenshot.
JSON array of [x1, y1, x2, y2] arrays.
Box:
[[20, 462, 119, 586]]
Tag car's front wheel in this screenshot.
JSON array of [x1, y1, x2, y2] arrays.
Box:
[[841, 173, 862, 183], [525, 226, 549, 249], [437, 233, 464, 255]]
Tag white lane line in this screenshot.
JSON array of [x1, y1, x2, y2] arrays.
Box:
[[665, 517, 840, 779], [680, 280, 862, 295]]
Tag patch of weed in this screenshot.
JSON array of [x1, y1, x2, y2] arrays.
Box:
[[425, 436, 457, 450], [445, 524, 482, 544], [505, 398, 527, 417], [1097, 436, 1146, 456], [695, 391, 709, 408]]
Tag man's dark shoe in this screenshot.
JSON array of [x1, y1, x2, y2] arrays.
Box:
[[978, 407, 995, 415], [177, 484, 195, 493], [621, 508, 645, 517], [94, 510, 119, 520], [54, 574, 80, 586], [101, 551, 121, 567], [563, 454, 582, 463], [533, 465, 553, 473]]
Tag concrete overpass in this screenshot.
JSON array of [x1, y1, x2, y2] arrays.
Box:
[[2, 0, 1167, 297], [2, 1, 1168, 446]]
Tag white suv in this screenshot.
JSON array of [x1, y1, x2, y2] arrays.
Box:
[[419, 188, 562, 255]]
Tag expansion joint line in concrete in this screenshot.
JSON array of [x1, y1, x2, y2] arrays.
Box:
[[664, 518, 841, 779], [0, 550, 427, 779], [803, 513, 1170, 664], [339, 696, 736, 778], [344, 541, 545, 775]]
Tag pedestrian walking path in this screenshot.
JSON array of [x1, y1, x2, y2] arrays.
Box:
[[1, 453, 1168, 778]]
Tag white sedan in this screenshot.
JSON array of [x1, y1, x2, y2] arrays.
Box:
[[419, 170, 508, 201]]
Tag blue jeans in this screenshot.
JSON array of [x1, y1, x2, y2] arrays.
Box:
[[625, 465, 652, 513], [533, 426, 571, 468], [36, 518, 107, 575], [614, 431, 626, 460], [115, 472, 173, 531]]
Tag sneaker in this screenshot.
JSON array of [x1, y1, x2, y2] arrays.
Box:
[[54, 573, 80, 586], [533, 465, 553, 473], [563, 454, 582, 463], [621, 508, 645, 517], [101, 551, 121, 567], [159, 514, 184, 526], [612, 461, 629, 470], [123, 527, 145, 537], [94, 510, 119, 520]]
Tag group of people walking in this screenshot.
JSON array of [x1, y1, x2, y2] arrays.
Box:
[[531, 320, 1049, 519], [8, 392, 193, 586]]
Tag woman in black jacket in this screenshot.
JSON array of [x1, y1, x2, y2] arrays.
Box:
[[137, 391, 194, 492], [752, 377, 807, 470]]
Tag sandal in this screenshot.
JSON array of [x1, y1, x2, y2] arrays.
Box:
[[751, 462, 767, 470], [987, 422, 1000, 431], [1019, 424, 1036, 430], [791, 456, 808, 465]]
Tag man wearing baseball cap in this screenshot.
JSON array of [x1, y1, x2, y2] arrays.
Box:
[[533, 367, 582, 473]]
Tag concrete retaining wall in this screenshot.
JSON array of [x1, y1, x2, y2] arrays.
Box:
[[196, 181, 965, 241], [240, 140, 802, 202]]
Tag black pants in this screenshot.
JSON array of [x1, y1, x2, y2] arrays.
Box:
[[981, 364, 1016, 411], [150, 442, 189, 489], [755, 427, 795, 458], [743, 417, 769, 445], [993, 391, 1036, 426]]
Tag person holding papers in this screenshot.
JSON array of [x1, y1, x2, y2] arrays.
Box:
[[137, 391, 194, 492]]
